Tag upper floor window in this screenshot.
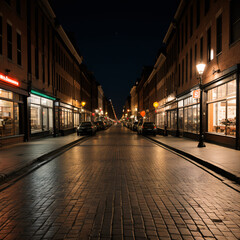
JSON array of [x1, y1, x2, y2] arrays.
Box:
[[185, 14, 188, 44], [216, 14, 222, 54], [5, 0, 11, 5], [205, 0, 210, 15], [16, 0, 21, 16], [7, 23, 12, 60], [207, 27, 212, 62], [200, 37, 203, 61], [196, 0, 200, 27], [17, 32, 21, 65], [0, 16, 2, 55], [230, 0, 240, 44], [190, 5, 193, 37]]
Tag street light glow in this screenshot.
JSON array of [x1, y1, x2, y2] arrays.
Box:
[[196, 63, 206, 75]]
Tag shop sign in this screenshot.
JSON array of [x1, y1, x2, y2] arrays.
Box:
[[192, 89, 200, 99], [31, 90, 56, 101], [0, 73, 19, 87]]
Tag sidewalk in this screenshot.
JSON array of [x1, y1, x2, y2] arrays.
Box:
[[148, 134, 240, 185], [0, 133, 84, 181]]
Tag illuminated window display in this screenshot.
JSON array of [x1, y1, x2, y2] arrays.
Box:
[[178, 97, 199, 134], [207, 80, 236, 137], [29, 94, 53, 133], [0, 89, 19, 137]]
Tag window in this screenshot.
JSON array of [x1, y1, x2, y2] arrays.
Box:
[[5, 0, 11, 5], [181, 23, 184, 50], [205, 0, 210, 15], [186, 53, 188, 82], [207, 80, 236, 137], [194, 43, 197, 75], [230, 0, 240, 44], [190, 6, 193, 37], [196, 0, 200, 27], [35, 8, 39, 79], [16, 0, 21, 16], [7, 23, 12, 60], [17, 33, 21, 65], [200, 37, 203, 61], [207, 27, 211, 62], [0, 89, 19, 137], [190, 48, 192, 79], [182, 59, 184, 85], [178, 64, 181, 86], [216, 14, 222, 54], [185, 14, 188, 44], [0, 16, 2, 55]]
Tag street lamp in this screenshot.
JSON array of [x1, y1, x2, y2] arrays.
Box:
[[196, 63, 206, 148]]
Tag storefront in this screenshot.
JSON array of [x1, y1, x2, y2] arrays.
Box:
[[205, 76, 237, 148], [166, 101, 178, 135], [0, 88, 20, 137], [58, 102, 81, 135], [0, 74, 27, 146], [28, 90, 55, 137], [178, 93, 200, 138]]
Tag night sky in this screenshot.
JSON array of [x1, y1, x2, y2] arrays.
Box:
[[49, 0, 180, 118]]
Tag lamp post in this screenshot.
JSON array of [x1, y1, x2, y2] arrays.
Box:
[[196, 63, 206, 148]]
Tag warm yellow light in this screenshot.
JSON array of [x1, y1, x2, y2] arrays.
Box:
[[153, 102, 159, 108], [196, 63, 206, 75], [105, 112, 108, 115], [81, 101, 86, 107]]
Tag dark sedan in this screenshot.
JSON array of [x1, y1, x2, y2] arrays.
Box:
[[139, 122, 157, 136], [77, 122, 97, 136]]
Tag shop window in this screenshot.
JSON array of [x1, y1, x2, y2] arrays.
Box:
[[0, 100, 14, 136], [178, 109, 183, 131], [30, 104, 41, 133], [207, 80, 236, 137], [49, 108, 53, 131], [42, 107, 48, 131]]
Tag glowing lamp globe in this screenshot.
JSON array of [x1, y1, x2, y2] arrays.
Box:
[[196, 63, 206, 75], [153, 102, 159, 108]]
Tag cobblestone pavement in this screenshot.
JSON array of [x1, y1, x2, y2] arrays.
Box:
[[0, 126, 240, 240]]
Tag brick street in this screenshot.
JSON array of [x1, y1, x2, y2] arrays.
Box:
[[0, 126, 240, 240]]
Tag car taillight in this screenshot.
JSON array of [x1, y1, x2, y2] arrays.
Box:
[[154, 126, 156, 129]]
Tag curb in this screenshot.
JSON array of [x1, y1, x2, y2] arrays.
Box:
[[147, 136, 240, 185], [0, 136, 88, 187]]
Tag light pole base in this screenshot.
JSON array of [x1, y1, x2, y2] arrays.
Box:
[[197, 141, 206, 148]]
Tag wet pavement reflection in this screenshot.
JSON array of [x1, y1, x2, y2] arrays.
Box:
[[0, 125, 240, 239]]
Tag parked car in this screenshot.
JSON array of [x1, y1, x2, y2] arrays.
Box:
[[77, 122, 97, 136], [140, 122, 157, 136]]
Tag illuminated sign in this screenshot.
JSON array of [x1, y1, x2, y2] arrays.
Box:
[[192, 89, 200, 99], [140, 111, 146, 117], [31, 90, 56, 100], [0, 73, 19, 87]]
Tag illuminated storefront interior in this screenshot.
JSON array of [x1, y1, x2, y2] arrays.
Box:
[[29, 94, 54, 134], [207, 80, 236, 137], [0, 88, 19, 137]]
